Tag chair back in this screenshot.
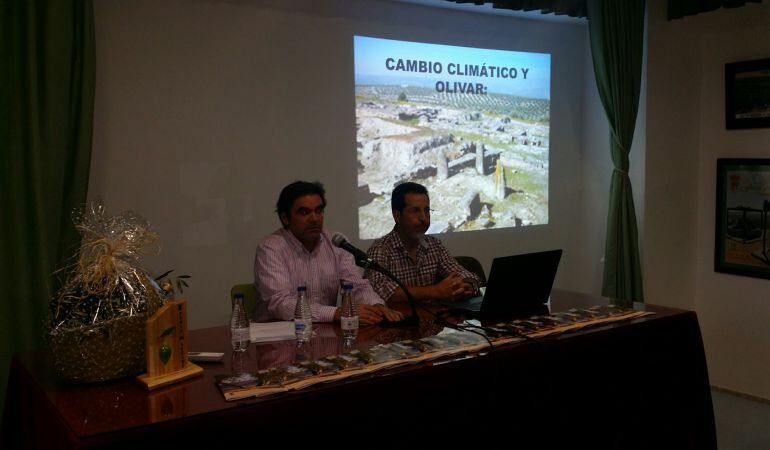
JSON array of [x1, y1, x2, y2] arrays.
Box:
[[455, 256, 487, 286]]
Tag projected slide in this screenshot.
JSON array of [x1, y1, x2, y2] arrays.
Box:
[[354, 36, 551, 240]]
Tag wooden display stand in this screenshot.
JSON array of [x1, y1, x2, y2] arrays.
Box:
[[147, 384, 188, 421], [137, 299, 202, 390]]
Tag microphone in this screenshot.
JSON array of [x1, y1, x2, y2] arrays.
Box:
[[331, 233, 420, 328], [331, 233, 373, 265]]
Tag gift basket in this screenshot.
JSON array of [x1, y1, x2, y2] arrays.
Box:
[[48, 201, 164, 382]]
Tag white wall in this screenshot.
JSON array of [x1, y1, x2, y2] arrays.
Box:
[[646, 0, 770, 398], [645, 0, 702, 312], [91, 0, 607, 329]]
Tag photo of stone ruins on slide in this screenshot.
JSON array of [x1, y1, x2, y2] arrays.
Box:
[[356, 85, 550, 240]]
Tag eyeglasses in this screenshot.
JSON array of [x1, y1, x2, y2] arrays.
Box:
[[404, 207, 432, 216]]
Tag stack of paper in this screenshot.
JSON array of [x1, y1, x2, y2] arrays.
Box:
[[249, 321, 295, 343]]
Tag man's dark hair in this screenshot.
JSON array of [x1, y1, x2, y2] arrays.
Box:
[[391, 182, 429, 212], [275, 181, 326, 227]]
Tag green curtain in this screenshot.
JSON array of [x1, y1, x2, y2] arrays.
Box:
[[0, 0, 95, 414], [587, 0, 645, 301]]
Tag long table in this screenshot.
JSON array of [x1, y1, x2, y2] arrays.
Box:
[[1, 290, 716, 449]]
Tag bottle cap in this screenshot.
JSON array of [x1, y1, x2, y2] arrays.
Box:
[[297, 286, 307, 292], [234, 293, 244, 300], [342, 282, 354, 290]]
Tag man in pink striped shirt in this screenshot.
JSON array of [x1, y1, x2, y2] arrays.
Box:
[[254, 181, 403, 325]]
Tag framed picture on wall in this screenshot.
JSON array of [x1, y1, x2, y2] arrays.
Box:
[[715, 159, 770, 279], [725, 58, 770, 129]]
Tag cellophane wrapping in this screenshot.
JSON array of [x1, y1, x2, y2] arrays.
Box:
[[49, 201, 164, 382]]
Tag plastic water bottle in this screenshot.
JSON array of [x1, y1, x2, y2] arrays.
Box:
[[231, 347, 252, 374], [230, 293, 250, 352], [340, 282, 358, 339], [295, 340, 312, 363], [294, 286, 312, 342]]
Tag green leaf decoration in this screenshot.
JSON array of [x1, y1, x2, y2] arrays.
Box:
[[159, 345, 172, 364], [154, 269, 174, 281], [160, 326, 176, 338]]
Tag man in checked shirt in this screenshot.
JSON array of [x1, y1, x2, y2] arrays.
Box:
[[365, 182, 481, 304]]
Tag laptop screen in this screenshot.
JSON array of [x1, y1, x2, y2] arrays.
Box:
[[480, 249, 563, 317]]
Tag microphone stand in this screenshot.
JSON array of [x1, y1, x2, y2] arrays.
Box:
[[354, 257, 420, 328]]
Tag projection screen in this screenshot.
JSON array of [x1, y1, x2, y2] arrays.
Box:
[[354, 35, 551, 240]]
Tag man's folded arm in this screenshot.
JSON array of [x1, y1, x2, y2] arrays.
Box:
[[365, 246, 445, 303], [437, 245, 481, 291], [309, 303, 338, 323], [388, 284, 453, 303]]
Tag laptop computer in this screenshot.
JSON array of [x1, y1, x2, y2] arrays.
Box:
[[443, 249, 563, 319]]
